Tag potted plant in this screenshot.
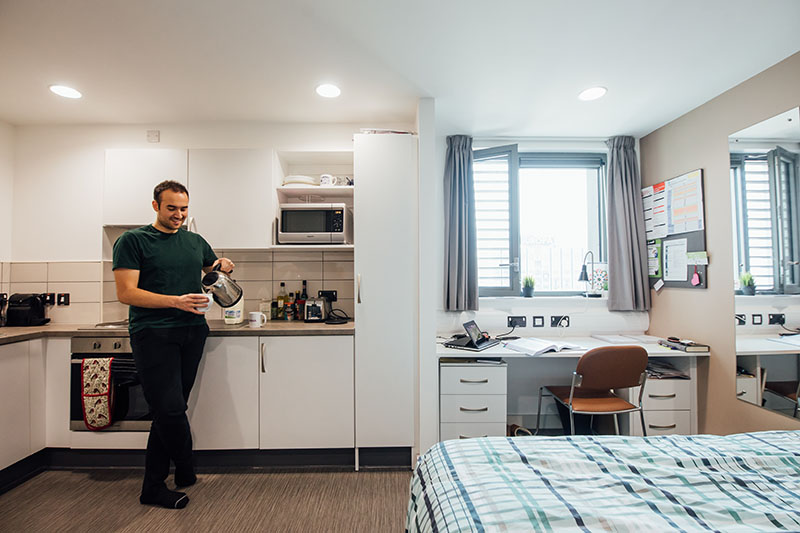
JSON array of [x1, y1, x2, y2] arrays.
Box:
[[740, 271, 756, 295], [522, 276, 535, 297]]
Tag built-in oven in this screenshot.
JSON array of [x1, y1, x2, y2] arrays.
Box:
[[70, 337, 152, 431]]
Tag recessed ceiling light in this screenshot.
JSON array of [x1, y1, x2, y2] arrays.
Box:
[[316, 83, 341, 98], [578, 86, 607, 101], [49, 85, 82, 99]]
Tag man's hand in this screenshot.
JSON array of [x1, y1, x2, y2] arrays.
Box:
[[211, 257, 235, 273], [174, 293, 211, 314]]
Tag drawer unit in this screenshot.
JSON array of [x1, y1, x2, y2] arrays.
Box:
[[440, 422, 507, 441], [440, 362, 507, 442], [630, 378, 692, 410], [631, 410, 691, 436], [736, 376, 758, 405], [440, 394, 507, 423], [440, 365, 507, 395]]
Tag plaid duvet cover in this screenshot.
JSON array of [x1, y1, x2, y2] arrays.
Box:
[[406, 431, 800, 533]]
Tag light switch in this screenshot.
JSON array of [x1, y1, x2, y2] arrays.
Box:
[[752, 314, 762, 325]]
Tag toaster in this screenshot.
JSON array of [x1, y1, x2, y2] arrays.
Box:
[[304, 298, 326, 322]]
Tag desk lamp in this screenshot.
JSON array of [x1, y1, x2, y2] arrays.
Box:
[[578, 251, 602, 298]]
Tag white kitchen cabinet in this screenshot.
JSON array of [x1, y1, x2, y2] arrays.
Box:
[[353, 133, 417, 448], [103, 149, 188, 226], [28, 339, 46, 454], [188, 337, 260, 450], [0, 341, 31, 469], [188, 149, 272, 249], [259, 335, 354, 449]]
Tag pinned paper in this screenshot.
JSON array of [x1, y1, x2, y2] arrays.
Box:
[[686, 251, 709, 265], [663, 239, 688, 281], [654, 279, 665, 291]]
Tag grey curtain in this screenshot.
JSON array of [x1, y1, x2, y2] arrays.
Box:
[[606, 136, 651, 311], [443, 135, 478, 311]]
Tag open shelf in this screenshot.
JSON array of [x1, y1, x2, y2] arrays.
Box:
[[277, 185, 353, 200], [269, 244, 354, 251]]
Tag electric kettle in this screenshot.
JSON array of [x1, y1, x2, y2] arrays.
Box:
[[201, 265, 243, 308]]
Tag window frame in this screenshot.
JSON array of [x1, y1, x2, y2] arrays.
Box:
[[731, 148, 800, 294], [473, 148, 608, 297]]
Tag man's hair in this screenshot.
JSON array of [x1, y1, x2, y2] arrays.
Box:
[[153, 180, 189, 205]]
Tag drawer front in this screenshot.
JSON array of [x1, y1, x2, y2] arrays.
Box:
[[440, 394, 507, 423], [634, 379, 692, 410], [440, 422, 507, 442], [440, 365, 507, 395], [736, 376, 758, 405], [631, 410, 691, 436]]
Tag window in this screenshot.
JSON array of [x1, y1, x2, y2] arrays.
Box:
[[731, 148, 800, 293], [473, 147, 607, 296]]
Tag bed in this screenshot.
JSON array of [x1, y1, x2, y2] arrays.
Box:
[[406, 431, 800, 532]]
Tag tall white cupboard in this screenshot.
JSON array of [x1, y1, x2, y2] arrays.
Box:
[[353, 133, 418, 448]]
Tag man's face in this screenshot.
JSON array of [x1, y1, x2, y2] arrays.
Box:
[[152, 189, 189, 231]]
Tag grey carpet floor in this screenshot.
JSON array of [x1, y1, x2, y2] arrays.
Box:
[[0, 468, 412, 532]]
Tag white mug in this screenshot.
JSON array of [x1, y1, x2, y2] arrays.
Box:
[[248, 311, 267, 328], [196, 293, 213, 313]]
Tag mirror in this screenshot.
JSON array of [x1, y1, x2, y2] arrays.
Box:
[[730, 107, 800, 420]]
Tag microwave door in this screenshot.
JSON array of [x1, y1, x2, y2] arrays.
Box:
[[279, 209, 333, 243]]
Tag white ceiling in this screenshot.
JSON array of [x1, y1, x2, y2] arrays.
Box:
[[1, 0, 799, 138]]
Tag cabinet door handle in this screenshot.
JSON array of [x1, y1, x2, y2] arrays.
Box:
[[737, 390, 747, 397], [459, 434, 488, 439], [459, 406, 489, 412], [648, 423, 677, 430], [357, 274, 362, 303], [260, 343, 266, 373], [648, 393, 677, 399], [460, 378, 489, 384]]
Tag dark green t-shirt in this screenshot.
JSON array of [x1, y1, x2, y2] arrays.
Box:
[[112, 225, 217, 333]]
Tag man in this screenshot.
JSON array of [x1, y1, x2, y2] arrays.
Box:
[[113, 180, 234, 509]]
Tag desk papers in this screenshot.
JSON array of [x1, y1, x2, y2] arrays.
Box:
[[504, 338, 582, 356], [767, 336, 800, 348]]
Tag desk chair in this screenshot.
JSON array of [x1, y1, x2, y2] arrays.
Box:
[[535, 345, 648, 436], [764, 380, 800, 418]]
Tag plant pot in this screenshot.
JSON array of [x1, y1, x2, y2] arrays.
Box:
[[742, 285, 755, 295], [522, 286, 534, 298]]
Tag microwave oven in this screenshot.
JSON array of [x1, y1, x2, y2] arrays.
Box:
[[277, 203, 353, 244]]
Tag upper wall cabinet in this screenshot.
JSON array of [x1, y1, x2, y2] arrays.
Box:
[[188, 149, 272, 249], [103, 149, 188, 226]]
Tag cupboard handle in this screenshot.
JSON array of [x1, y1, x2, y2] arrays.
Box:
[[459, 434, 488, 439], [737, 390, 747, 397], [260, 343, 266, 373], [648, 423, 677, 430], [460, 378, 489, 384], [459, 406, 488, 412], [648, 393, 677, 399], [357, 274, 362, 303]]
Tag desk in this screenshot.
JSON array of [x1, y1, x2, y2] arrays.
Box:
[[736, 335, 800, 413], [437, 336, 708, 439]]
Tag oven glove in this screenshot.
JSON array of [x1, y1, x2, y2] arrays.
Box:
[[82, 357, 114, 430]]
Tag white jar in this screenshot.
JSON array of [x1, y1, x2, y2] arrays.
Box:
[[223, 298, 245, 325]]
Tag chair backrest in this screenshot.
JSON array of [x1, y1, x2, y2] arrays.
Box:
[[575, 345, 648, 390]]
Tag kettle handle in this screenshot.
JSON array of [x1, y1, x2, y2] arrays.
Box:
[[213, 263, 221, 272]]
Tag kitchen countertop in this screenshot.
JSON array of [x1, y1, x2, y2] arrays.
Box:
[[0, 319, 354, 346]]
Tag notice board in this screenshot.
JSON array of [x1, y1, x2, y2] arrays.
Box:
[[642, 169, 707, 289]]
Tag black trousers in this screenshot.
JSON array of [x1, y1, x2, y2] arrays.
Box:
[[130, 324, 209, 495]]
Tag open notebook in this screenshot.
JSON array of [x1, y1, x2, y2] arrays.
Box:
[[503, 338, 582, 356]]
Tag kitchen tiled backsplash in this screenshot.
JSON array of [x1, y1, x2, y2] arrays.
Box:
[[3, 251, 354, 324]]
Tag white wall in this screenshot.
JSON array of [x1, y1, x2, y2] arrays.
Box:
[[12, 122, 412, 261], [0, 122, 14, 260]]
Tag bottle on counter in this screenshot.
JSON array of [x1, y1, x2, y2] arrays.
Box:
[[285, 292, 295, 321], [276, 282, 287, 319], [270, 300, 279, 320], [296, 280, 307, 321]]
